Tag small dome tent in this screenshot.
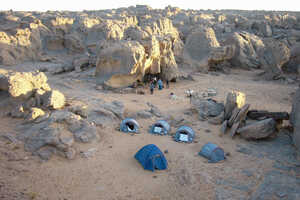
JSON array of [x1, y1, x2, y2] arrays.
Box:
[[174, 126, 195, 143], [199, 143, 225, 163], [120, 118, 139, 133], [134, 144, 168, 171], [150, 120, 171, 135]]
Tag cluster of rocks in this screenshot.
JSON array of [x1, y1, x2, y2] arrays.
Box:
[[191, 90, 289, 140], [0, 70, 128, 160], [0, 69, 65, 118], [1, 6, 300, 88]]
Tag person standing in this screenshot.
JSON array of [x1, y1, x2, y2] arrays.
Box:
[[152, 77, 157, 88], [166, 79, 169, 88], [158, 79, 163, 90], [150, 81, 154, 94]]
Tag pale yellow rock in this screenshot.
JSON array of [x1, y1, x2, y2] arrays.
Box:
[[27, 107, 46, 121]]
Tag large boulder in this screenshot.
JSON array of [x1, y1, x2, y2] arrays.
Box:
[[0, 23, 42, 65], [5, 71, 51, 99], [224, 91, 246, 120], [183, 27, 221, 71], [259, 38, 290, 80], [251, 21, 272, 37], [237, 118, 276, 139], [64, 33, 85, 54], [96, 36, 179, 88], [283, 43, 300, 74], [290, 88, 300, 151], [40, 90, 65, 110], [224, 32, 264, 69], [95, 40, 145, 87], [191, 96, 224, 120], [21, 109, 99, 160]]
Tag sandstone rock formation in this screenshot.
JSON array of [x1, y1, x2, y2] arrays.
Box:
[[0, 7, 300, 85], [290, 88, 300, 151], [0, 70, 65, 119], [224, 32, 264, 70]]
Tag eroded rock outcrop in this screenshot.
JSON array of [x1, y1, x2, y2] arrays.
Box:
[[95, 35, 179, 88], [224, 32, 264, 70], [290, 88, 300, 151], [0, 70, 66, 119], [0, 7, 300, 83]]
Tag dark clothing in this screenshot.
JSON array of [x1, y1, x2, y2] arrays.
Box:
[[150, 82, 155, 94], [166, 80, 169, 88]]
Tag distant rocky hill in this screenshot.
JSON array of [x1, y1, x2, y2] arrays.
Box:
[[1, 5, 300, 87]]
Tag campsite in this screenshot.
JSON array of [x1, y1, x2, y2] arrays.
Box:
[[0, 4, 300, 200]]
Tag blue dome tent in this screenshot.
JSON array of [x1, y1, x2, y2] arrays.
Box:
[[134, 144, 168, 171], [199, 143, 225, 163], [174, 126, 195, 143], [150, 120, 171, 135], [120, 118, 139, 133]]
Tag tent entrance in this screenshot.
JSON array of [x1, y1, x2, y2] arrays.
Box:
[[152, 154, 162, 169], [126, 122, 135, 131], [178, 131, 189, 142], [153, 124, 164, 133]]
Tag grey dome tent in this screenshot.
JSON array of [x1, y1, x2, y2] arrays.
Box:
[[135, 144, 168, 171], [150, 120, 171, 135], [199, 143, 225, 163], [120, 118, 139, 133], [174, 126, 195, 143]]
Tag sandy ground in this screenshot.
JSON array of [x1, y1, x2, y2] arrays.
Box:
[[0, 66, 298, 200]]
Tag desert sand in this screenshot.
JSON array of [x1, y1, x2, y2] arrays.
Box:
[[1, 65, 298, 200]]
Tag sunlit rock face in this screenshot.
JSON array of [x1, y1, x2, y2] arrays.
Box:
[[0, 6, 300, 85]]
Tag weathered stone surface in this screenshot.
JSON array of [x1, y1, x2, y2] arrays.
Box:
[[71, 120, 97, 143], [260, 38, 290, 80], [6, 71, 50, 99], [68, 101, 88, 118], [9, 105, 26, 118], [136, 110, 153, 119], [228, 107, 240, 127], [24, 124, 62, 152], [290, 88, 300, 151], [237, 118, 276, 139], [73, 55, 90, 72], [250, 170, 300, 200], [251, 21, 272, 37], [101, 101, 124, 119], [224, 91, 246, 120], [220, 120, 228, 135], [64, 147, 76, 160], [35, 146, 57, 161], [19, 108, 99, 161], [230, 121, 241, 138], [191, 97, 224, 120], [41, 90, 65, 110], [147, 102, 163, 118], [228, 103, 250, 127], [283, 43, 300, 74], [183, 26, 221, 71], [208, 111, 224, 125], [224, 32, 264, 70], [26, 107, 46, 121]]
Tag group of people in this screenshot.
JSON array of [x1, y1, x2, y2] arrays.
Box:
[[149, 77, 169, 94]]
